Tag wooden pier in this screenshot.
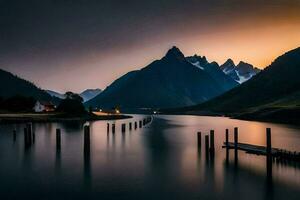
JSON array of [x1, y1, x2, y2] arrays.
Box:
[[223, 128, 300, 162]]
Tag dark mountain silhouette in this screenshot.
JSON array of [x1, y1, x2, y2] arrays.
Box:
[[173, 47, 300, 123], [85, 46, 238, 109], [0, 68, 56, 103], [220, 59, 261, 83]]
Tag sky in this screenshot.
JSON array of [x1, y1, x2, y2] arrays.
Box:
[[1, 0, 300, 93]]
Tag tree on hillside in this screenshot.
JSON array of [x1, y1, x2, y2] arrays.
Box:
[[56, 92, 86, 115]]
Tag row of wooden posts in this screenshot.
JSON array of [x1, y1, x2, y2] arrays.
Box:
[[17, 117, 152, 150], [107, 117, 152, 134], [197, 130, 215, 157]]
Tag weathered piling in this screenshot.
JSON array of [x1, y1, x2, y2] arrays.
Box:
[[121, 123, 126, 133], [84, 125, 90, 155], [56, 128, 61, 150], [13, 130, 16, 142], [197, 132, 201, 148], [266, 128, 272, 178], [129, 122, 132, 130], [205, 135, 209, 155], [234, 127, 238, 150], [139, 120, 142, 128], [234, 127, 238, 165], [24, 127, 31, 147], [225, 129, 229, 146], [112, 124, 116, 134], [266, 128, 272, 158], [143, 119, 146, 126], [107, 123, 110, 133], [32, 132, 35, 144], [27, 123, 32, 145], [210, 130, 215, 155], [134, 122, 137, 129]]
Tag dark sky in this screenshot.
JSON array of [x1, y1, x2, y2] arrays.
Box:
[[1, 0, 300, 92]]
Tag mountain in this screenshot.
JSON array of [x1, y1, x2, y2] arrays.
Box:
[[175, 47, 300, 124], [220, 59, 261, 83], [0, 68, 55, 102], [186, 55, 238, 90], [80, 89, 102, 102], [46, 90, 65, 99], [85, 46, 238, 110], [47, 89, 102, 102]]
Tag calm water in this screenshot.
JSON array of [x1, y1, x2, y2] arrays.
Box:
[[0, 115, 300, 200]]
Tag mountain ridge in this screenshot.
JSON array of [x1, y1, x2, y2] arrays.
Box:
[[85, 46, 239, 110], [168, 46, 300, 124]]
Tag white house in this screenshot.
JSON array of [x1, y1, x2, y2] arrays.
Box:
[[33, 101, 56, 112]]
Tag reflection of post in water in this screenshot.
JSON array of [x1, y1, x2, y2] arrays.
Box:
[[122, 129, 126, 149], [83, 125, 91, 188], [84, 125, 90, 156], [24, 127, 30, 149], [24, 123, 35, 149], [266, 128, 273, 200], [56, 128, 61, 151], [13, 129, 16, 143]]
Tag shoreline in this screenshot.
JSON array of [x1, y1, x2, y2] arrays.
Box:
[[0, 113, 132, 124], [159, 111, 300, 126]]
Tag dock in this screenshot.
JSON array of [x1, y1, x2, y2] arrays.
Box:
[[222, 127, 300, 162]]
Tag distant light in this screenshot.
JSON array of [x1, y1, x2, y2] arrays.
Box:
[[99, 109, 102, 112], [115, 109, 120, 114], [153, 111, 157, 114]]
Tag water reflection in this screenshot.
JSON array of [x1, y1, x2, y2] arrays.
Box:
[[0, 115, 299, 199]]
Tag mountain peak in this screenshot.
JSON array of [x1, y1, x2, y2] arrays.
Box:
[[165, 46, 185, 61], [223, 59, 235, 66]]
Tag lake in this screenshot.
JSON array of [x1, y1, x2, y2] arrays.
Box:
[[0, 115, 299, 200]]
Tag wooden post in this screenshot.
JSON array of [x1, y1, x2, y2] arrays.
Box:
[[27, 123, 32, 145], [84, 125, 90, 155], [197, 132, 201, 148], [139, 120, 142, 128], [134, 122, 137, 129], [32, 132, 35, 144], [266, 128, 272, 157], [112, 124, 115, 134], [121, 123, 126, 133], [225, 129, 229, 147], [234, 127, 238, 166], [210, 130, 215, 155], [205, 135, 209, 155], [234, 127, 238, 150], [24, 127, 28, 147], [129, 122, 132, 130], [56, 128, 61, 150], [107, 123, 110, 133]]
